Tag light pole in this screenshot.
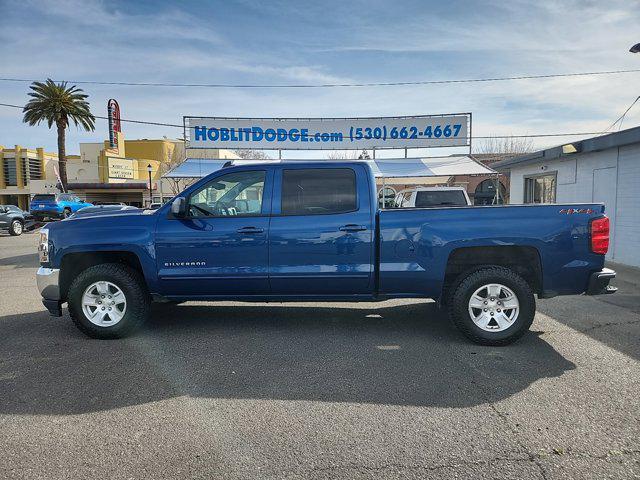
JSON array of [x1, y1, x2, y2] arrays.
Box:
[[147, 164, 153, 206], [631, 43, 640, 53]]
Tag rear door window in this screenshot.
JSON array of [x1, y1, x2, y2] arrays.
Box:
[[32, 194, 55, 202], [281, 168, 357, 215]]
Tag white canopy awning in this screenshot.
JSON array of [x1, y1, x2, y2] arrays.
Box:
[[367, 156, 496, 178], [163, 155, 495, 179]]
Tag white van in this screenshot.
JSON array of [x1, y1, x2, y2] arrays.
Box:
[[394, 187, 471, 208]]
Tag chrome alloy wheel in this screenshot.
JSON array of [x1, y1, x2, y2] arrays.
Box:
[[81, 281, 127, 326], [12, 221, 22, 235], [468, 283, 519, 332]]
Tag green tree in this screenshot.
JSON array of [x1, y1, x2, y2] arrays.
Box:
[[22, 79, 95, 191]]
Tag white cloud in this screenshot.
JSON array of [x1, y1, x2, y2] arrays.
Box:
[[1, 0, 639, 156]]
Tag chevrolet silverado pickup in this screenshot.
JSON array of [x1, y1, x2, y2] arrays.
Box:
[[36, 161, 616, 345]]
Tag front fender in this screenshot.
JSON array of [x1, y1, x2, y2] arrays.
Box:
[[48, 215, 159, 292]]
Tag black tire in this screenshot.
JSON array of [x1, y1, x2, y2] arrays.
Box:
[[68, 263, 150, 339], [9, 219, 23, 236], [449, 266, 535, 346], [62, 208, 72, 218]]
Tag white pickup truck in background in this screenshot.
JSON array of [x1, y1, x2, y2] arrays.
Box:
[[394, 186, 472, 208]]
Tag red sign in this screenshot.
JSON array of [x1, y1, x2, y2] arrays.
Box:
[[108, 99, 121, 149]]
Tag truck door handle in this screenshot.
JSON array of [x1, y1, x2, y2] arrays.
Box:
[[339, 224, 367, 232], [236, 226, 264, 234]]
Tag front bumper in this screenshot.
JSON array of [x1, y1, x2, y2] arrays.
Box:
[[586, 268, 617, 295], [36, 267, 62, 316]]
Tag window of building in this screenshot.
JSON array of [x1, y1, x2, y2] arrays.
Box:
[[188, 170, 265, 217], [474, 179, 506, 205], [3, 159, 17, 186], [21, 158, 28, 185], [281, 168, 357, 215], [22, 157, 42, 182], [524, 173, 556, 204], [377, 186, 396, 208]]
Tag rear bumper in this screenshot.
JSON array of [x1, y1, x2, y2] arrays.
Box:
[[31, 210, 63, 219], [36, 267, 63, 316], [586, 268, 617, 295]]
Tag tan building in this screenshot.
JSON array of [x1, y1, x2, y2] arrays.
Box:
[[0, 145, 59, 209], [63, 133, 239, 206]]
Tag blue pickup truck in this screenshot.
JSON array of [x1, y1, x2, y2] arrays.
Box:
[[36, 161, 616, 345]]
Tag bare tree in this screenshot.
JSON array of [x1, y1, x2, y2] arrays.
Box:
[[327, 150, 361, 160], [475, 135, 535, 157], [234, 149, 273, 160]]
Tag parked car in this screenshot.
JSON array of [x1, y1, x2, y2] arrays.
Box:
[[0, 205, 34, 236], [36, 161, 616, 345], [68, 204, 138, 219], [146, 202, 163, 210], [30, 193, 92, 220], [394, 186, 471, 208]]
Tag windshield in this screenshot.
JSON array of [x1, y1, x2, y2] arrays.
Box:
[[31, 194, 55, 202], [415, 190, 468, 207]]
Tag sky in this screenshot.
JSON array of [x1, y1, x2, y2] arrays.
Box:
[[1, 0, 639, 158]]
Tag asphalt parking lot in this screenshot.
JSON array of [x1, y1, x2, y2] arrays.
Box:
[[0, 230, 638, 479]]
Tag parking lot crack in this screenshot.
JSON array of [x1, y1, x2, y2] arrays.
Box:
[[580, 318, 640, 332], [306, 455, 537, 476], [449, 350, 551, 480]]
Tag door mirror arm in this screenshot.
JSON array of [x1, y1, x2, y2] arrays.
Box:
[[171, 197, 187, 217]]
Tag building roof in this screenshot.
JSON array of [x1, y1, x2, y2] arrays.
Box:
[[492, 125, 640, 170]]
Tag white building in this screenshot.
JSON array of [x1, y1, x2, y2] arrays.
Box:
[[494, 126, 640, 268]]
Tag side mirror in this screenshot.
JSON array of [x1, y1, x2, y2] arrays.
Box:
[[171, 197, 187, 217]]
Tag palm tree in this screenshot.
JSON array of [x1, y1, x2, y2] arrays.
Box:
[[22, 79, 95, 191]]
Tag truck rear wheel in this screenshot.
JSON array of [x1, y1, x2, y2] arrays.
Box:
[[68, 263, 150, 339], [449, 267, 535, 346]]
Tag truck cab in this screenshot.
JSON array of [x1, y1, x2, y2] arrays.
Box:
[[36, 161, 616, 345]]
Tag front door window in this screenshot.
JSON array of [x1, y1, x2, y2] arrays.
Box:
[[188, 170, 265, 217]]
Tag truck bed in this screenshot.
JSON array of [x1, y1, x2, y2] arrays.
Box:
[[378, 203, 606, 299]]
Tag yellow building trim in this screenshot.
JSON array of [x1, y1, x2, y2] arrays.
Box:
[[37, 147, 45, 182], [14, 145, 25, 190]]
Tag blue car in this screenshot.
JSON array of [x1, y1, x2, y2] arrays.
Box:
[[30, 193, 92, 220]]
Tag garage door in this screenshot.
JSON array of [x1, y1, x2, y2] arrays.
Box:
[[614, 145, 640, 267]]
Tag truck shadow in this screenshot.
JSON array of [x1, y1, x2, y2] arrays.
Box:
[[0, 253, 41, 269], [0, 302, 575, 415]]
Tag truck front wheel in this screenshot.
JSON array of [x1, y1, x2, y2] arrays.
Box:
[[449, 267, 535, 346], [67, 263, 150, 339]]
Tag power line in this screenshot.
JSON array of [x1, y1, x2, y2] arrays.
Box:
[[0, 101, 614, 141], [605, 95, 640, 132], [1, 68, 640, 89]]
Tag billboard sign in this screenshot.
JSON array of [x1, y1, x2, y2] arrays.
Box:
[[107, 157, 135, 179], [184, 114, 470, 150]]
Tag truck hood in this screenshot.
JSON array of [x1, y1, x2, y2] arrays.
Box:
[[63, 208, 148, 221]]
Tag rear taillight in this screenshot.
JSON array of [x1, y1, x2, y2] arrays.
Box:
[[590, 216, 609, 255]]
